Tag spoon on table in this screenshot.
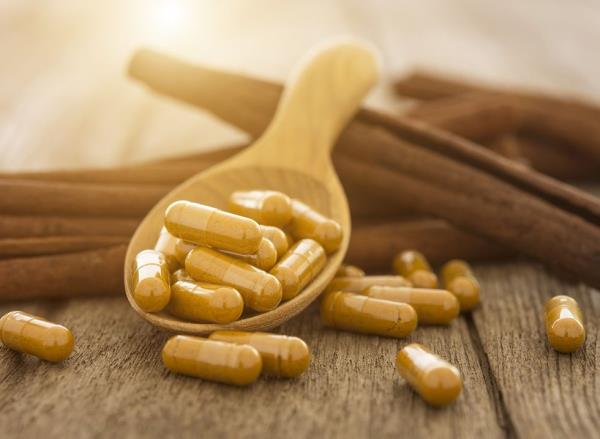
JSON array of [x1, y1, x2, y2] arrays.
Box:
[[124, 41, 379, 334]]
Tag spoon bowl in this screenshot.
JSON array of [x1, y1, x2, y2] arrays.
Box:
[[124, 41, 379, 334]]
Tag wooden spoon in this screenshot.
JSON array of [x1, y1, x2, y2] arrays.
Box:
[[124, 41, 379, 333]]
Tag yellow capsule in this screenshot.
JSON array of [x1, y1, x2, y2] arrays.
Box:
[[364, 286, 459, 325], [185, 247, 282, 312], [165, 200, 262, 254], [168, 281, 244, 323], [545, 295, 585, 353], [209, 331, 310, 378], [260, 225, 289, 258], [228, 190, 293, 227], [288, 199, 343, 253], [224, 238, 278, 271], [320, 291, 417, 338], [132, 249, 171, 312], [0, 311, 74, 362], [396, 343, 462, 407], [162, 335, 262, 386], [174, 238, 197, 266], [335, 264, 365, 278], [393, 250, 438, 288], [171, 268, 193, 284], [153, 226, 180, 272], [326, 275, 411, 293], [270, 239, 326, 301], [441, 259, 481, 311]]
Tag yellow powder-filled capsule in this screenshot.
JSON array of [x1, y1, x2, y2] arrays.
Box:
[[168, 281, 244, 324], [171, 269, 193, 284], [320, 291, 417, 338], [224, 238, 278, 271], [288, 199, 343, 253], [186, 247, 282, 312], [132, 249, 171, 312], [165, 200, 262, 254], [270, 239, 326, 301], [162, 335, 262, 386], [260, 225, 289, 258], [545, 295, 585, 353], [209, 331, 310, 378], [0, 311, 74, 362], [393, 250, 438, 288], [441, 259, 481, 311], [174, 238, 197, 266], [335, 264, 365, 278], [396, 343, 462, 407], [153, 226, 180, 272], [228, 190, 293, 227], [326, 275, 411, 293], [364, 286, 459, 325]]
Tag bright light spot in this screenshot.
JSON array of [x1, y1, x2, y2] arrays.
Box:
[[151, 0, 186, 34]]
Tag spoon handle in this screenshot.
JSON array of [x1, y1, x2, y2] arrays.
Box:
[[243, 41, 379, 177]]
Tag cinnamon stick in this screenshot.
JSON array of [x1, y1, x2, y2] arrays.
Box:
[[0, 215, 139, 238], [0, 236, 128, 259]]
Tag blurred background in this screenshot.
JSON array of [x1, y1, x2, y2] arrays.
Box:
[[2, 0, 600, 171]]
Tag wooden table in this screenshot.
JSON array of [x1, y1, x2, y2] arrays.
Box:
[[1, 2, 599, 438]]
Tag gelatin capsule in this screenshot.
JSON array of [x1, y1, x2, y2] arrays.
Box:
[[288, 199, 342, 253], [171, 269, 193, 284], [168, 281, 244, 324], [270, 239, 326, 301], [209, 331, 310, 378], [260, 225, 289, 258], [154, 226, 180, 272], [165, 200, 262, 254], [162, 335, 262, 386], [320, 291, 417, 338], [441, 259, 481, 311], [364, 286, 459, 325], [132, 249, 171, 312], [545, 295, 585, 353], [224, 238, 278, 271], [396, 343, 462, 406], [174, 238, 197, 266], [393, 250, 438, 288], [0, 311, 74, 362], [335, 264, 365, 278], [185, 247, 282, 312], [326, 275, 411, 293], [228, 190, 293, 227]]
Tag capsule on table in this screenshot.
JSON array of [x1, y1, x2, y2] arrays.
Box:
[[224, 238, 278, 271], [209, 331, 310, 378], [288, 199, 342, 253], [335, 264, 365, 278], [165, 200, 262, 254], [153, 227, 180, 272], [545, 295, 585, 353], [174, 238, 197, 267], [396, 343, 462, 407], [441, 259, 481, 311], [326, 275, 411, 293], [364, 286, 459, 325], [132, 249, 171, 312], [185, 247, 282, 312], [168, 281, 244, 324], [228, 190, 293, 227], [0, 311, 74, 362], [162, 335, 262, 386], [260, 225, 289, 258], [320, 291, 417, 338], [393, 250, 438, 288], [270, 239, 326, 301]]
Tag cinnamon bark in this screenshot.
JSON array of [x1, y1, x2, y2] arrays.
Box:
[[0, 215, 139, 238], [0, 236, 128, 259]]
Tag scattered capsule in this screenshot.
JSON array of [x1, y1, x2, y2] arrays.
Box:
[[335, 264, 365, 278], [168, 281, 244, 324], [326, 275, 411, 293], [153, 227, 180, 272], [224, 238, 278, 271], [260, 225, 289, 258], [288, 199, 343, 253], [0, 311, 74, 362], [132, 249, 171, 312], [162, 335, 262, 386], [171, 268, 193, 284], [364, 286, 459, 325], [186, 247, 282, 312], [209, 331, 310, 378], [271, 239, 326, 301], [228, 190, 293, 227], [321, 291, 417, 338], [393, 250, 438, 288], [545, 295, 585, 353], [441, 259, 481, 311], [396, 343, 462, 407], [165, 200, 262, 254], [174, 238, 197, 267]]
